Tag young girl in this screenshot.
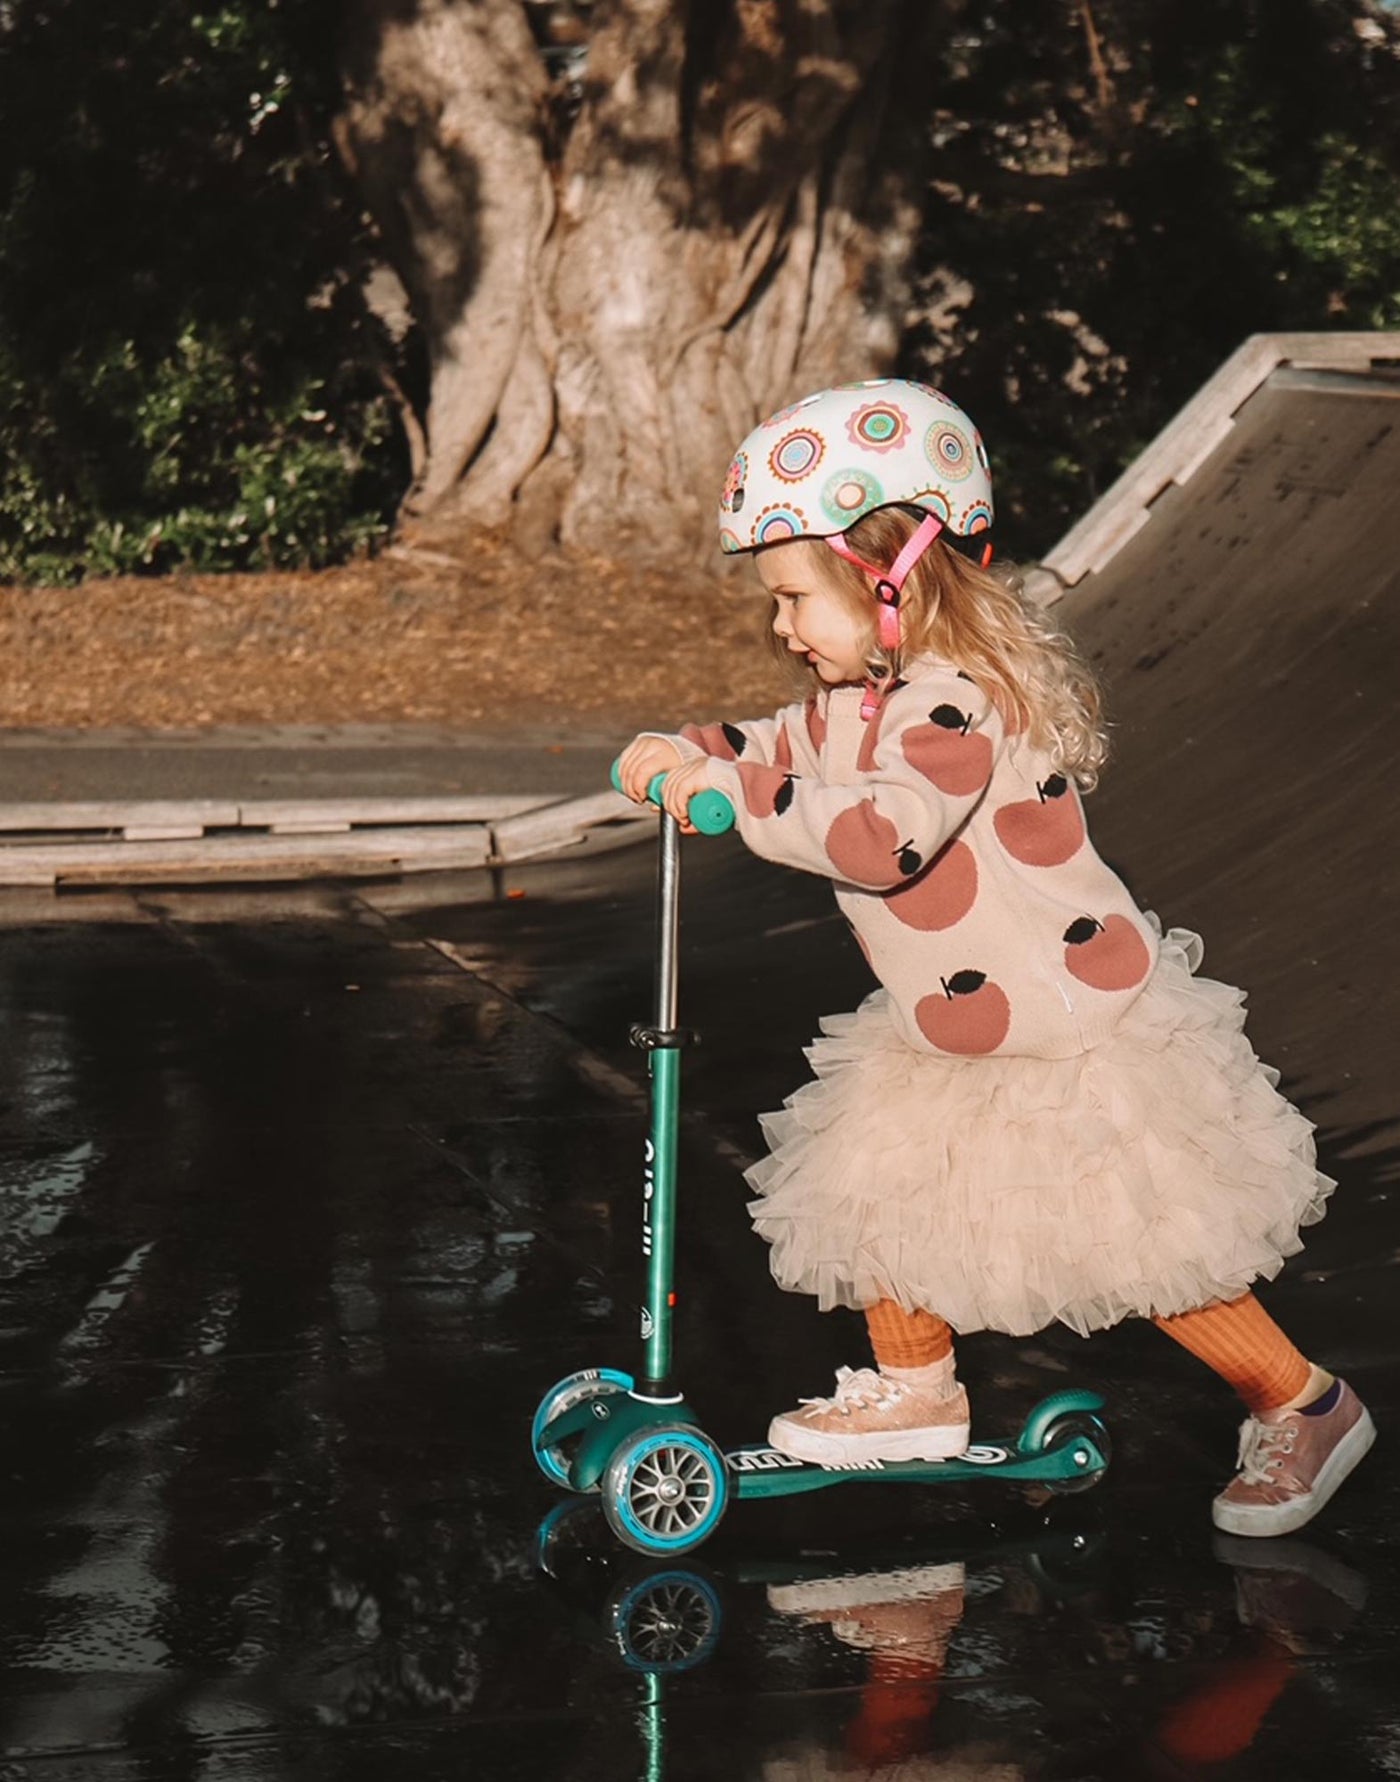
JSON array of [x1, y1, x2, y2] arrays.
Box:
[[618, 379, 1374, 1537]]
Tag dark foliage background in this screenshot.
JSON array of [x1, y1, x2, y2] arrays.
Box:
[[0, 0, 406, 581], [1, 0, 1397, 579], [921, 0, 1400, 549]]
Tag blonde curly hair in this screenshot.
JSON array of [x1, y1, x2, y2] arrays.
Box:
[[766, 507, 1110, 791]]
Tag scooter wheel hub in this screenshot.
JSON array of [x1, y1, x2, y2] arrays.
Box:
[[601, 1426, 730, 1556]]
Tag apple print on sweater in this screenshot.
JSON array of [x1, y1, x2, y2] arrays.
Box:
[[903, 703, 993, 796], [993, 773, 1085, 866], [1063, 915, 1151, 990], [774, 724, 794, 771], [680, 720, 747, 761], [804, 697, 827, 752], [916, 970, 1012, 1054], [738, 762, 797, 818], [884, 839, 978, 931], [825, 800, 920, 888]]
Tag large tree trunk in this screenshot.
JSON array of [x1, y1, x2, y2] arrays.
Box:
[[339, 1, 940, 559]]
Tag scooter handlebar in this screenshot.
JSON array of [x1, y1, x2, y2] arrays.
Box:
[[611, 760, 736, 835]]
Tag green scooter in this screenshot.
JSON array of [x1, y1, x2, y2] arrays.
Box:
[[530, 770, 1111, 1556]]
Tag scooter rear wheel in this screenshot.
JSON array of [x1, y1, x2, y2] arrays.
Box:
[[601, 1425, 729, 1556]]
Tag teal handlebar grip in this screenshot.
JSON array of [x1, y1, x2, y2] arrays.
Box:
[[611, 759, 736, 835]]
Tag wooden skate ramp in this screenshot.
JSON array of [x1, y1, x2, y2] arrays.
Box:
[[1044, 334, 1400, 1168]]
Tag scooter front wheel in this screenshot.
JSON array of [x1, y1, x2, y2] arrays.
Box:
[[606, 1568, 724, 1671], [601, 1425, 729, 1556], [532, 1368, 634, 1490]]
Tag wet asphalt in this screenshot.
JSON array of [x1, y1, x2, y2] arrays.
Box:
[[0, 824, 1395, 1781]]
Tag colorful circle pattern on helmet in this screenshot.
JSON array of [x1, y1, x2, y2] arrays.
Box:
[[754, 503, 807, 543], [769, 429, 824, 482], [716, 379, 993, 552], [912, 488, 952, 523], [926, 422, 973, 481], [846, 401, 909, 453], [722, 451, 747, 512], [821, 468, 883, 526]]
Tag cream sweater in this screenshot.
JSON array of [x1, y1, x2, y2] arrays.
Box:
[[670, 657, 1159, 1060]]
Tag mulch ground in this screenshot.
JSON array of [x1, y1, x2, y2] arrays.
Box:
[[0, 532, 793, 730]]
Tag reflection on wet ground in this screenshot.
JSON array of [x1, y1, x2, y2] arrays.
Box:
[[0, 840, 1395, 1779]]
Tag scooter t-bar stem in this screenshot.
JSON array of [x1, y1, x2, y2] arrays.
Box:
[[639, 810, 683, 1393], [608, 759, 733, 1397], [655, 811, 681, 1034]]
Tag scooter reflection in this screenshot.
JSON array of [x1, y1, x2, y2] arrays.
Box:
[[534, 1498, 1105, 1778]]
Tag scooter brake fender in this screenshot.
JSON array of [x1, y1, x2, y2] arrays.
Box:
[[566, 1393, 704, 1492], [539, 1397, 608, 1452], [1016, 1388, 1106, 1454]]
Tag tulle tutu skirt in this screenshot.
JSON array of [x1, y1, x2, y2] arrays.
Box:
[[746, 924, 1334, 1337]]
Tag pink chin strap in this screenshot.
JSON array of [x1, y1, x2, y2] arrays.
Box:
[[825, 512, 946, 719]]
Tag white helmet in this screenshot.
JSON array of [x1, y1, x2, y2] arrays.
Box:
[[716, 379, 993, 556]]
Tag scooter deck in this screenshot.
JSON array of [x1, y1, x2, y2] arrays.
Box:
[[725, 1434, 1102, 1498]]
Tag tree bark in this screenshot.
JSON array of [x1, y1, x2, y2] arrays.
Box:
[[339, 0, 940, 559]]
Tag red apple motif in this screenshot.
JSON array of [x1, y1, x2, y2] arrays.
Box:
[[824, 800, 918, 888], [680, 720, 744, 761], [1063, 915, 1151, 990], [738, 762, 797, 818], [916, 970, 1011, 1054], [902, 703, 993, 796], [774, 723, 794, 771], [805, 697, 827, 752], [884, 839, 978, 931], [993, 773, 1086, 866]]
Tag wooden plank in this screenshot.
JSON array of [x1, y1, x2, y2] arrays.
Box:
[[0, 794, 555, 835], [123, 824, 208, 842], [0, 793, 655, 886], [1168, 409, 1238, 487], [0, 825, 493, 888], [238, 795, 553, 827], [267, 821, 354, 835], [491, 790, 649, 863], [0, 800, 238, 833], [1281, 331, 1400, 370]]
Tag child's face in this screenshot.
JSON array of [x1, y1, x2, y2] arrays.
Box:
[[757, 541, 871, 685]]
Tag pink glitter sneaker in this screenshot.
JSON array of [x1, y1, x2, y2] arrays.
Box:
[[768, 1366, 971, 1465], [1212, 1379, 1376, 1537]]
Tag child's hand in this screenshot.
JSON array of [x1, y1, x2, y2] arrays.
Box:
[[659, 757, 715, 834], [617, 734, 683, 803]]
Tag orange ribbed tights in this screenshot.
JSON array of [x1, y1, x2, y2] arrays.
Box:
[[1152, 1290, 1312, 1413], [864, 1300, 954, 1370], [865, 1289, 1311, 1414]]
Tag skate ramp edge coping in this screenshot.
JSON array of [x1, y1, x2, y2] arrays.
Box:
[[1023, 330, 1400, 605]]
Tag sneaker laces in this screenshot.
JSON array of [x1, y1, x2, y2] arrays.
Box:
[[1236, 1414, 1298, 1486], [799, 1366, 906, 1417]]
